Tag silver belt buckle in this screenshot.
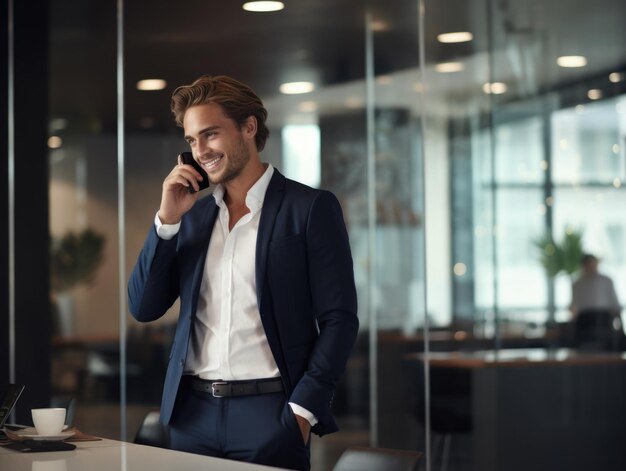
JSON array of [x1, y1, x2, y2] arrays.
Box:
[[211, 381, 228, 397]]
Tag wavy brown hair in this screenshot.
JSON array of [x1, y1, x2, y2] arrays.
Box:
[[171, 75, 269, 151]]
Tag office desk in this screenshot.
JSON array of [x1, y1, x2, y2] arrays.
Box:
[[420, 347, 626, 367], [405, 348, 626, 471], [0, 439, 284, 470]]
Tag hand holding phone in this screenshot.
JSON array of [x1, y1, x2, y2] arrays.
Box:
[[180, 152, 210, 193]]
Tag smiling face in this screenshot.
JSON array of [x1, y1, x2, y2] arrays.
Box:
[[183, 102, 255, 185]]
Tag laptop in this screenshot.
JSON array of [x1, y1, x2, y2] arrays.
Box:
[[0, 384, 25, 437]]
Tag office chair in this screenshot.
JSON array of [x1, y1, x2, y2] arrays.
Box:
[[333, 446, 423, 471], [574, 309, 622, 351], [134, 410, 170, 449]]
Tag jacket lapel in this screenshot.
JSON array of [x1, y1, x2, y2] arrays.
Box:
[[255, 170, 286, 308]]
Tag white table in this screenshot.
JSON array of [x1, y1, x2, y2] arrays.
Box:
[[0, 438, 285, 470]]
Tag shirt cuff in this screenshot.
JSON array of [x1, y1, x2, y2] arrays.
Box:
[[154, 212, 181, 240], [288, 402, 319, 427]]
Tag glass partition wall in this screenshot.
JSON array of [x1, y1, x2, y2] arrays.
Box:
[[441, 1, 626, 470], [1, 0, 621, 470], [48, 0, 121, 438]]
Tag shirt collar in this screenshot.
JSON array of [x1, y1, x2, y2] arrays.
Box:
[[212, 163, 274, 212]]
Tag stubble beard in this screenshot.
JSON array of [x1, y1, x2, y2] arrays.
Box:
[[209, 134, 250, 185]]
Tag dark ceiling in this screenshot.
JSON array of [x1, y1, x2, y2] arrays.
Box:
[[49, 0, 626, 135]]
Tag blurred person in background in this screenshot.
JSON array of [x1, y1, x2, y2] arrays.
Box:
[[570, 254, 622, 350]]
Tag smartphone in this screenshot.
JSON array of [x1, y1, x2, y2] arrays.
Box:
[[180, 152, 210, 193]]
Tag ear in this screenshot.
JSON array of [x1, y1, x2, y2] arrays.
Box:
[[242, 115, 257, 140]]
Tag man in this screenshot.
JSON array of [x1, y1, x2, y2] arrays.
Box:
[[128, 75, 358, 470], [570, 254, 621, 318], [570, 254, 622, 349]]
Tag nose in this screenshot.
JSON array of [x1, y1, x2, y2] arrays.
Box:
[[195, 140, 212, 159]]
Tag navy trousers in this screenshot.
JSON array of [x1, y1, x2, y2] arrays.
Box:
[[169, 377, 311, 470]]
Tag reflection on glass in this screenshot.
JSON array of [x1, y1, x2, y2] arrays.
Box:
[[49, 0, 120, 439]]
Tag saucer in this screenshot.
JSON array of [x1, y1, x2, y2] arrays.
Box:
[[16, 428, 75, 441]]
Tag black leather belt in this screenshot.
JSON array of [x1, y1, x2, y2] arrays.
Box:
[[189, 377, 284, 398]]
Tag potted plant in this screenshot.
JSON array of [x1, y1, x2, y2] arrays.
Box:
[[534, 228, 584, 279], [50, 229, 105, 336], [534, 228, 584, 326]]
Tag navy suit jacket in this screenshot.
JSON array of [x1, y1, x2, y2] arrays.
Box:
[[128, 169, 359, 436]]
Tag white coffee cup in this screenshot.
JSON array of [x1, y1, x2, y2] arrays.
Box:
[[31, 408, 66, 436]]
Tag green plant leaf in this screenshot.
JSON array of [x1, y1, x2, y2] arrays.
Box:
[[533, 233, 563, 278], [561, 228, 584, 275], [533, 227, 584, 278], [50, 229, 105, 292]]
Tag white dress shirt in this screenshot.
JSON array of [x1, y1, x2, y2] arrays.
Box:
[[155, 164, 316, 425], [571, 273, 621, 313]]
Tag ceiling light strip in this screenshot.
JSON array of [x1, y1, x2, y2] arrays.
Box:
[[137, 79, 167, 91], [242, 1, 284, 12], [435, 62, 464, 73], [556, 56, 587, 68], [437, 31, 473, 43], [279, 81, 315, 94]]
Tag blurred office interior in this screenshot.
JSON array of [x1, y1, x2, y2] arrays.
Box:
[[2, 0, 626, 469]]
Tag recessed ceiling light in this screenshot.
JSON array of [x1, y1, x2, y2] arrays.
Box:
[[242, 1, 284, 12], [437, 32, 473, 43], [556, 56, 587, 68], [483, 82, 507, 94], [376, 75, 392, 85], [48, 136, 63, 149], [279, 81, 315, 94], [435, 62, 464, 73], [587, 89, 602, 100], [453, 263, 467, 277], [609, 72, 625, 83], [137, 79, 167, 91]]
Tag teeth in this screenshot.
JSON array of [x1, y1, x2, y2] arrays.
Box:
[[203, 155, 223, 168]]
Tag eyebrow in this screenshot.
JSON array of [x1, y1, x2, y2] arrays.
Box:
[[184, 126, 221, 141]]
